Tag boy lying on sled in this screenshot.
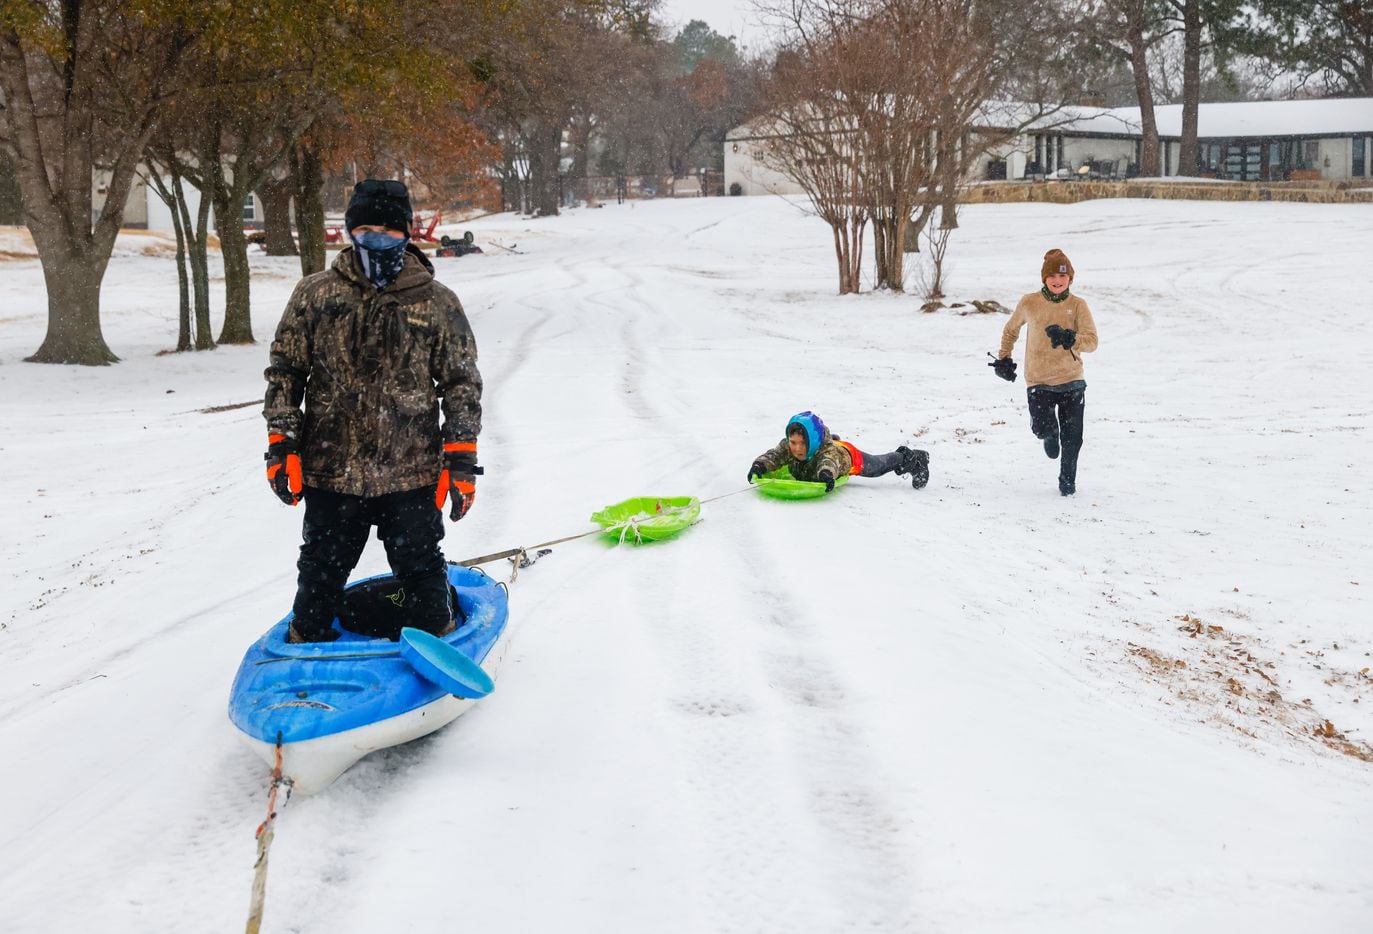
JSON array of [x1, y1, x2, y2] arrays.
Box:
[[746, 411, 929, 492]]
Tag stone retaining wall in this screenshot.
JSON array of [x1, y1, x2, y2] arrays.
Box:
[[960, 180, 1373, 205]]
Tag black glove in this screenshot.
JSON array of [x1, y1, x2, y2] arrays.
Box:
[[817, 469, 835, 493], [988, 355, 1017, 382], [747, 461, 766, 483], [1045, 324, 1076, 350]]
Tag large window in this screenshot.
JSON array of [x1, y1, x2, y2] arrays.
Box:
[[242, 194, 256, 222], [1302, 139, 1320, 169], [1269, 140, 1301, 179], [1354, 136, 1367, 177]]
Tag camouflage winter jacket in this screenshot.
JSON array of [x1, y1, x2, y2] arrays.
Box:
[[753, 428, 854, 482], [263, 245, 482, 497]]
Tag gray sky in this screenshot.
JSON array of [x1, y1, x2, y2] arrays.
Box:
[[656, 0, 767, 51]]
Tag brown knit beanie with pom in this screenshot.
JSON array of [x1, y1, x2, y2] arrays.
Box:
[[1041, 248, 1074, 282]]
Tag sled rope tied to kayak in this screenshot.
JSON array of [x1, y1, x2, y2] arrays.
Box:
[[453, 485, 753, 567], [245, 733, 291, 934]]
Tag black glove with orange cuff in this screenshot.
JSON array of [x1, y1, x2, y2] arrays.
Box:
[[265, 434, 303, 505], [436, 441, 483, 521]]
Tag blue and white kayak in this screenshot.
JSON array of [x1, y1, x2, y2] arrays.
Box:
[[228, 564, 511, 794]]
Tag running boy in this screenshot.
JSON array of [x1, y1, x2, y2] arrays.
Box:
[[989, 247, 1098, 495]]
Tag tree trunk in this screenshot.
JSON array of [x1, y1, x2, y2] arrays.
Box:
[[215, 187, 255, 344], [1128, 18, 1161, 176], [830, 216, 867, 295], [529, 124, 563, 217], [26, 252, 118, 364], [941, 198, 959, 230], [872, 216, 888, 285], [290, 144, 327, 276], [831, 224, 854, 294], [847, 214, 866, 294], [568, 115, 592, 179], [168, 189, 192, 352], [1178, 0, 1202, 176], [258, 173, 297, 255], [886, 214, 909, 292], [0, 151, 21, 224], [143, 166, 194, 351], [180, 175, 215, 351], [902, 224, 921, 253], [873, 212, 910, 292]]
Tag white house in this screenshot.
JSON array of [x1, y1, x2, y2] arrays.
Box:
[[91, 168, 262, 232], [723, 122, 808, 197], [726, 97, 1373, 193]]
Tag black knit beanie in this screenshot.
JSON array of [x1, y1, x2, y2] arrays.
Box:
[[345, 179, 413, 235]]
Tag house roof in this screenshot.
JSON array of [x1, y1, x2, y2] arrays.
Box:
[[982, 102, 1137, 136], [730, 98, 1373, 143], [1115, 98, 1373, 138]]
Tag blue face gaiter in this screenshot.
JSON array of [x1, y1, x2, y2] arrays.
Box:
[[351, 230, 410, 290]]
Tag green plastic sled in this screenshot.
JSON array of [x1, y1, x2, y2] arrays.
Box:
[[753, 467, 848, 500], [590, 496, 702, 544]]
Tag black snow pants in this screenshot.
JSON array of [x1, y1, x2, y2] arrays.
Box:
[[290, 486, 451, 641], [1027, 386, 1085, 486], [856, 449, 904, 477]]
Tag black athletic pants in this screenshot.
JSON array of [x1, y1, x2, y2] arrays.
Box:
[[1028, 387, 1085, 485], [291, 486, 451, 641]]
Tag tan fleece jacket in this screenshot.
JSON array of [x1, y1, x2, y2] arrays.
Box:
[[999, 290, 1098, 387]]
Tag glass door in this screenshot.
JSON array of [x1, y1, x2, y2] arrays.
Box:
[[1223, 142, 1262, 181]]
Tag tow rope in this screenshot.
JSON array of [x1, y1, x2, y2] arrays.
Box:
[[245, 734, 290, 933]]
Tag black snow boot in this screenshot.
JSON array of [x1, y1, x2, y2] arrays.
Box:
[[896, 446, 930, 489], [287, 618, 342, 643], [1043, 433, 1060, 459], [1059, 475, 1076, 496]]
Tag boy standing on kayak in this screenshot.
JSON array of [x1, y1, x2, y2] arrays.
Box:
[[262, 179, 483, 643], [747, 411, 929, 492]]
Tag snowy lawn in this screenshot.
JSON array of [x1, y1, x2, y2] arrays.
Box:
[[0, 195, 1369, 933]]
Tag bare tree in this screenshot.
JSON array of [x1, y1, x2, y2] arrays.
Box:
[[757, 29, 878, 294], [914, 206, 954, 300], [760, 0, 1076, 294]]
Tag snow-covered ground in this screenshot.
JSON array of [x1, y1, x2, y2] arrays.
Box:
[[0, 196, 1369, 933]]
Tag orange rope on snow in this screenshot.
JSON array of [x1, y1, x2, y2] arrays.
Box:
[[245, 734, 291, 934]]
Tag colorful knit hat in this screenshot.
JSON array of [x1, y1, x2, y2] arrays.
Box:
[[785, 411, 826, 459], [1041, 248, 1074, 282]]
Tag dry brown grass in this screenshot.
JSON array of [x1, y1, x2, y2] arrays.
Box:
[[0, 226, 221, 263], [1127, 613, 1373, 763]]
